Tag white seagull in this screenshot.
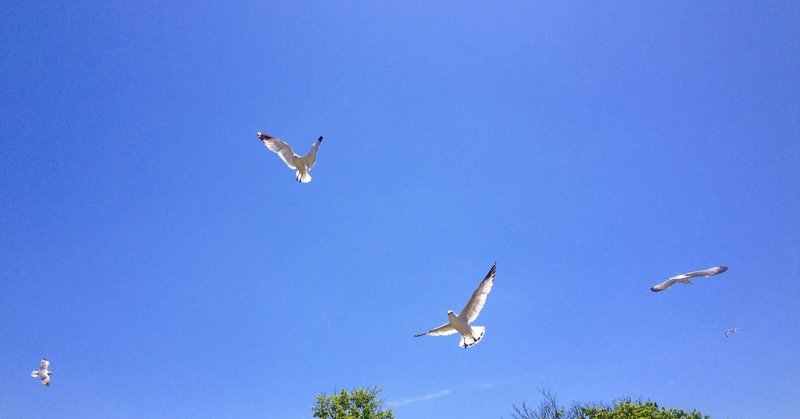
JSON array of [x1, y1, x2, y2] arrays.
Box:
[[31, 358, 53, 387], [725, 327, 743, 337], [257, 132, 323, 183], [413, 263, 496, 349], [650, 266, 728, 292]]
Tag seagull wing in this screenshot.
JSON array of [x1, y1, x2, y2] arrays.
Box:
[[39, 359, 49, 370], [651, 276, 680, 291], [41, 375, 50, 386], [458, 263, 496, 324], [257, 132, 296, 169], [683, 266, 728, 278], [413, 322, 457, 337], [302, 136, 323, 169]]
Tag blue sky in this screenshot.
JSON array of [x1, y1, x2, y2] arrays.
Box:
[[1, 1, 799, 418]]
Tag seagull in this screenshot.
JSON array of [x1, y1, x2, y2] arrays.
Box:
[[725, 327, 743, 337], [650, 266, 728, 292], [31, 358, 53, 387], [257, 132, 323, 183], [413, 263, 496, 349]]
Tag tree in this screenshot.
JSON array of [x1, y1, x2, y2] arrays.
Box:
[[510, 390, 583, 419], [312, 387, 395, 419], [510, 391, 709, 419], [580, 399, 709, 419]]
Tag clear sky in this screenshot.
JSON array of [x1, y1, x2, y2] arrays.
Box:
[[1, 2, 799, 418]]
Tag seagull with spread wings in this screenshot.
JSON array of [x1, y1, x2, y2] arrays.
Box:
[[413, 263, 496, 349], [257, 132, 323, 183], [650, 266, 728, 292], [725, 327, 743, 337], [31, 358, 53, 387]]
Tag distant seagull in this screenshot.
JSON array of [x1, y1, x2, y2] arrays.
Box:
[[257, 132, 323, 183], [31, 358, 53, 387], [725, 327, 743, 337], [413, 263, 496, 349], [650, 266, 728, 292]]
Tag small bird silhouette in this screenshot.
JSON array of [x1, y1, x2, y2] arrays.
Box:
[[413, 263, 496, 349], [31, 358, 53, 387], [650, 266, 728, 292], [725, 327, 743, 337], [257, 132, 323, 183]]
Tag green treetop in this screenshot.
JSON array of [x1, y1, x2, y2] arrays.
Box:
[[312, 387, 394, 419]]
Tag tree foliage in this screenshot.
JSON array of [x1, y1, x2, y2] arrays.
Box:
[[581, 400, 709, 419], [312, 387, 394, 419], [510, 391, 709, 419]]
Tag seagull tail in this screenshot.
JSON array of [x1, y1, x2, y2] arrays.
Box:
[[296, 169, 312, 183], [31, 371, 39, 378], [459, 326, 485, 349]]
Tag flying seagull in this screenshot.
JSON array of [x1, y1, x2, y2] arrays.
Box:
[[650, 266, 728, 292], [257, 132, 323, 183], [31, 358, 53, 387], [725, 327, 743, 337], [413, 263, 496, 349]]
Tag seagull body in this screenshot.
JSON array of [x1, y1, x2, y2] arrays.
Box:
[[725, 327, 743, 337], [650, 266, 728, 292], [31, 358, 53, 387], [257, 132, 323, 183], [414, 263, 496, 349]]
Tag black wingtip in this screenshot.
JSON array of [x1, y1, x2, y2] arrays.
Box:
[[318, 136, 324, 142]]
